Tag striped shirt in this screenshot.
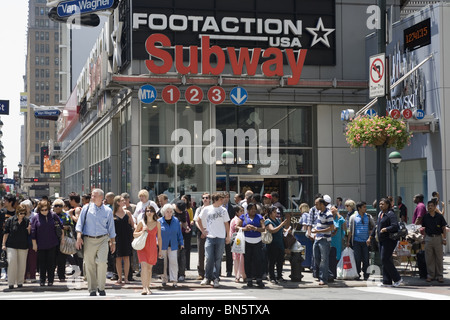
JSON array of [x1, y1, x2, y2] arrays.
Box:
[[315, 209, 334, 241]]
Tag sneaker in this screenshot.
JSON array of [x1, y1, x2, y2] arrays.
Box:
[[213, 279, 220, 288], [200, 278, 211, 286], [393, 278, 404, 287], [178, 276, 185, 282]]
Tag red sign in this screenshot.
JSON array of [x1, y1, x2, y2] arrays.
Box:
[[389, 109, 401, 119], [185, 86, 203, 105], [402, 109, 413, 119], [162, 85, 180, 104], [145, 34, 307, 86], [207, 86, 226, 105]]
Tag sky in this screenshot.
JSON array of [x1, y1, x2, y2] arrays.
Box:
[[0, 1, 28, 175]]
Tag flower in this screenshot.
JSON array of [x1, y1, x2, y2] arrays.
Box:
[[345, 115, 412, 150]]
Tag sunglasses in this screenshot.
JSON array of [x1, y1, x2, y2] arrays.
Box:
[[54, 205, 63, 208], [202, 197, 210, 200]]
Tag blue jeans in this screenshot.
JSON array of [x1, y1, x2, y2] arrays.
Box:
[[205, 237, 226, 281], [313, 238, 331, 284], [352, 241, 369, 279]]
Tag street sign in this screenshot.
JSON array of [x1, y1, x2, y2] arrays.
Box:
[[369, 53, 386, 98], [162, 85, 180, 104], [365, 108, 377, 118], [341, 109, 355, 121], [57, 0, 115, 18], [230, 87, 248, 106], [207, 86, 226, 105], [34, 109, 61, 120], [0, 100, 9, 115], [414, 109, 425, 120], [138, 85, 157, 104], [389, 109, 401, 119], [401, 109, 413, 119], [185, 86, 203, 105]]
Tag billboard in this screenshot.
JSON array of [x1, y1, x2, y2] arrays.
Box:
[[40, 146, 61, 174]]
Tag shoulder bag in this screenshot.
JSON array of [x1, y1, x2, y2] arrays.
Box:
[[60, 226, 77, 255], [132, 229, 148, 250]]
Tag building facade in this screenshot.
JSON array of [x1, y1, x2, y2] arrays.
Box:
[[57, 0, 408, 209]]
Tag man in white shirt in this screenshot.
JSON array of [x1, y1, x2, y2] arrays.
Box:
[[197, 192, 231, 288]]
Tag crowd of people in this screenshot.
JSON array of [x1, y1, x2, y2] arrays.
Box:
[[298, 192, 448, 286], [0, 188, 447, 295]]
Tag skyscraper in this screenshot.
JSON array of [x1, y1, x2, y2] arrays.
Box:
[[23, 0, 61, 197]]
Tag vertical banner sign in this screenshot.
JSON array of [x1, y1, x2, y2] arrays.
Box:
[[369, 53, 386, 98]]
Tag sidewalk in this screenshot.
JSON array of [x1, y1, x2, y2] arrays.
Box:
[[2, 250, 449, 293]]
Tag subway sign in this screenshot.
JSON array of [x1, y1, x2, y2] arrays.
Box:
[[127, 0, 336, 82]]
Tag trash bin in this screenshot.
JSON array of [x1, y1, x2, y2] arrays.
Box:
[[289, 241, 304, 282], [294, 230, 313, 269]]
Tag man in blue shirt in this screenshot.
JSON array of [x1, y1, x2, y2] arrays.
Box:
[[76, 189, 116, 296], [348, 201, 374, 280]]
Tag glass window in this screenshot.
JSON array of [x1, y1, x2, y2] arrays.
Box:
[[141, 102, 175, 145], [141, 146, 210, 202]]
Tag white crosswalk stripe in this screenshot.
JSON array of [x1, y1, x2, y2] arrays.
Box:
[[1, 289, 258, 300], [355, 287, 450, 300]]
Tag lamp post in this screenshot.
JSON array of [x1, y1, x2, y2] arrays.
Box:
[[389, 151, 402, 210], [17, 162, 22, 195], [221, 151, 234, 194]]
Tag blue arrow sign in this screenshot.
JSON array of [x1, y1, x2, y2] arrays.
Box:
[[365, 108, 377, 118], [0, 100, 9, 115], [57, 0, 115, 18], [138, 85, 157, 104], [230, 87, 248, 105]]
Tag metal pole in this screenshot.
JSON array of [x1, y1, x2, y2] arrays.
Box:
[[225, 165, 230, 194], [376, 0, 387, 204], [393, 163, 398, 208]]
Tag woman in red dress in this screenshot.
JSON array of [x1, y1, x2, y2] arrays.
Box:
[[134, 205, 162, 295]]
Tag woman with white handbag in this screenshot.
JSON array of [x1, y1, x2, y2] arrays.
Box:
[[134, 205, 162, 295]]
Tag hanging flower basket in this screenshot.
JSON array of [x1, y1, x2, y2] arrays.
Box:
[[345, 115, 412, 150]]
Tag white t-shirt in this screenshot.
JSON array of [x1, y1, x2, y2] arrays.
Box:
[[134, 200, 159, 223], [199, 204, 230, 239]]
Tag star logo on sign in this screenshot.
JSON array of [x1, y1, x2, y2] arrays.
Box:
[[306, 17, 335, 48]]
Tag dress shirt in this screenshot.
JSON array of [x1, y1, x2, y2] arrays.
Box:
[[75, 203, 116, 238]]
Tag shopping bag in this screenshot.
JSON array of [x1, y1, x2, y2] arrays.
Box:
[[231, 229, 245, 254], [336, 247, 358, 280]]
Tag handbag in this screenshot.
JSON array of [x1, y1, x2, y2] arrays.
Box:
[[389, 221, 408, 241], [132, 230, 148, 250], [261, 230, 273, 244], [283, 231, 296, 249], [60, 227, 77, 255], [0, 251, 7, 269]]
